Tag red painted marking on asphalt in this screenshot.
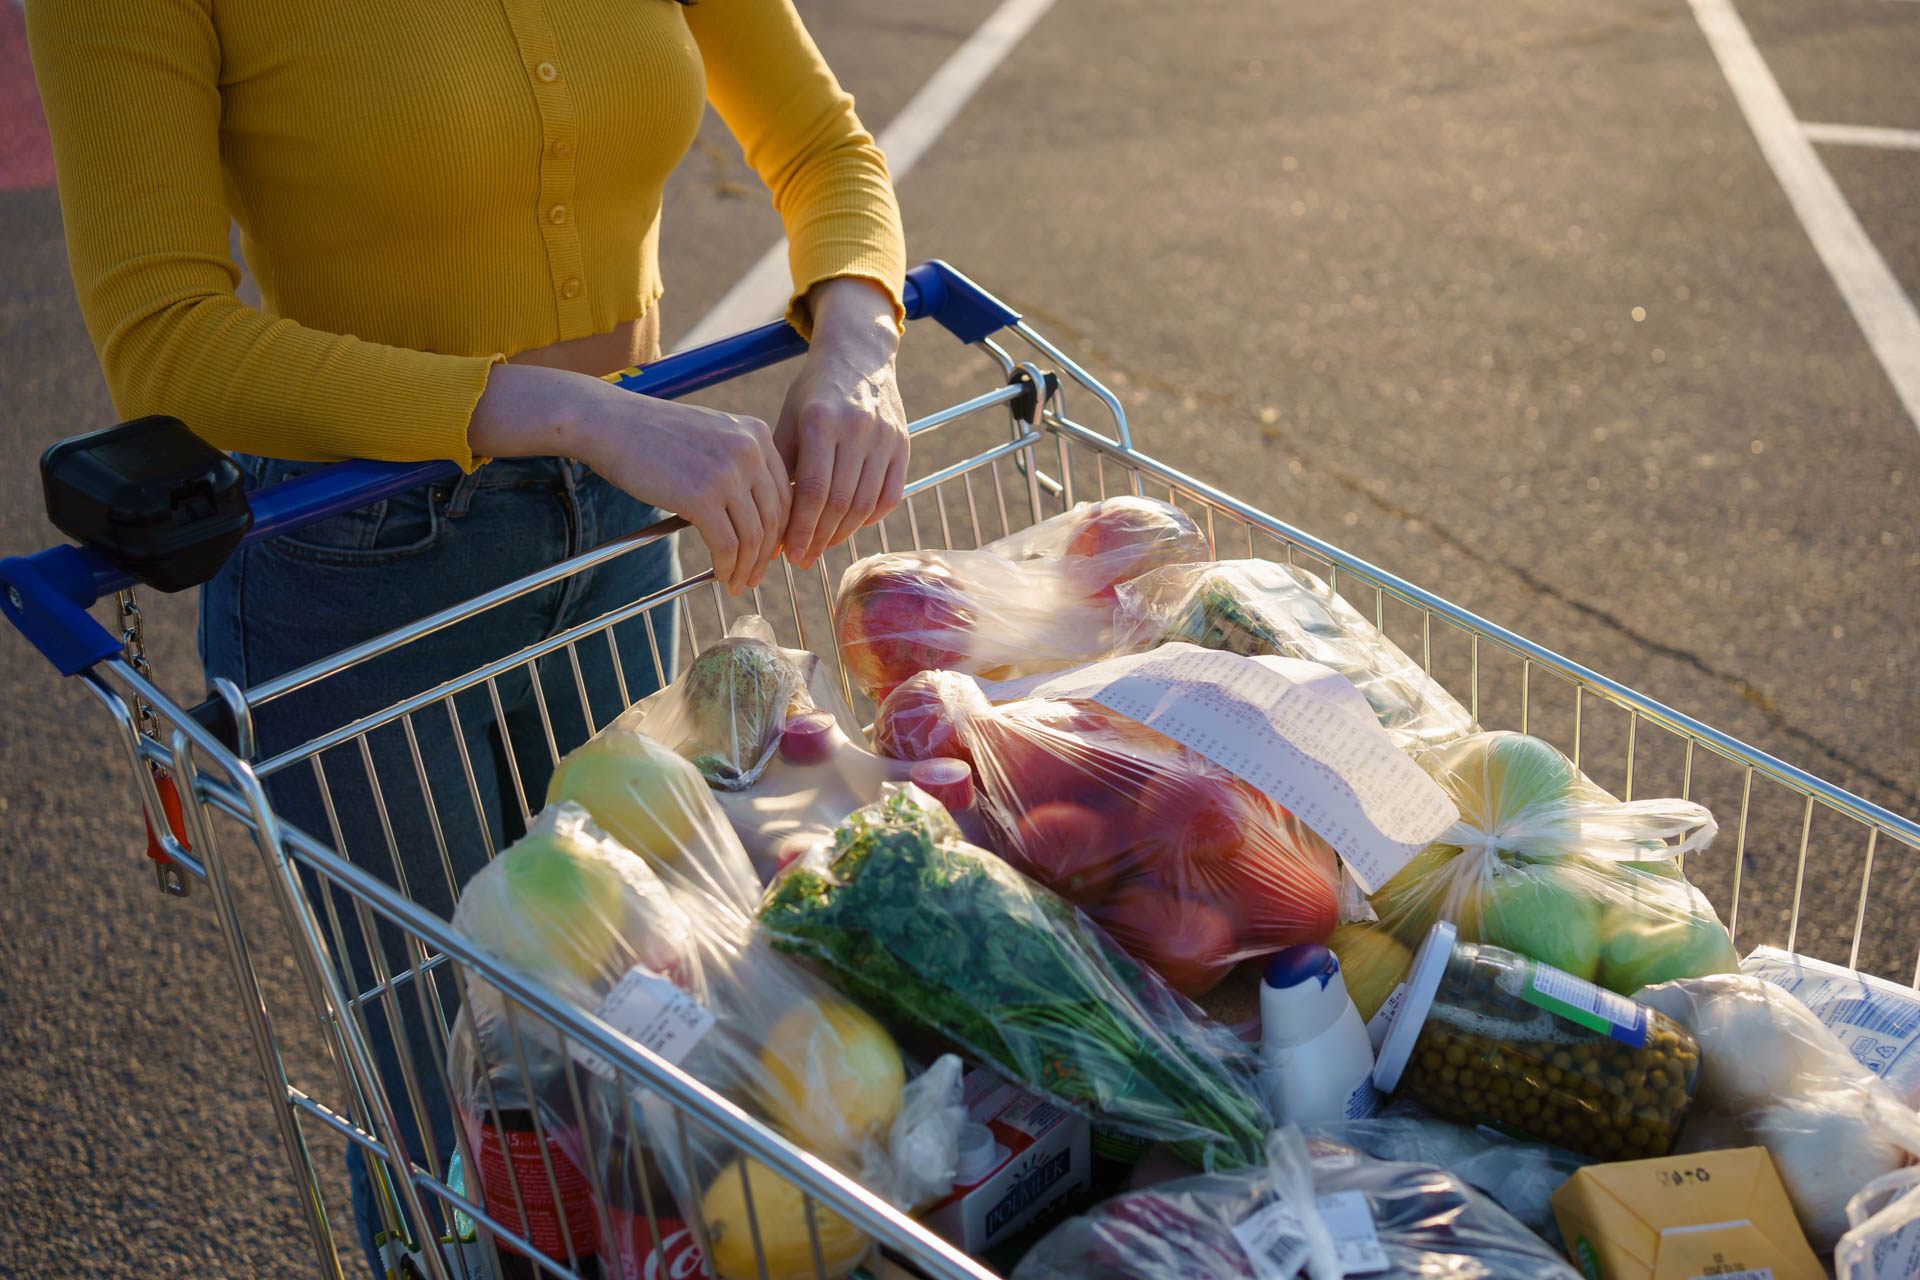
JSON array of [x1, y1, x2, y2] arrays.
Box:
[[1, 2, 57, 191]]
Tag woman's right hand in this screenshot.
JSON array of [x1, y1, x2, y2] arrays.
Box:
[[468, 364, 790, 594]]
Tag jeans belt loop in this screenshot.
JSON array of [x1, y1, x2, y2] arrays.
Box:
[[447, 467, 483, 518]]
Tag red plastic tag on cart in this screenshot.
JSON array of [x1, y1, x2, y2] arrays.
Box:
[[143, 769, 191, 864]]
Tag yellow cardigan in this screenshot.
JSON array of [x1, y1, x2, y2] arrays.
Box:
[[26, 0, 905, 471]]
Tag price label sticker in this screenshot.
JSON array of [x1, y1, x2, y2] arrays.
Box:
[[575, 964, 715, 1083]]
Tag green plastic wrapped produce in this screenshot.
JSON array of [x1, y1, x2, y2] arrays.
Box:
[[757, 786, 1271, 1171]]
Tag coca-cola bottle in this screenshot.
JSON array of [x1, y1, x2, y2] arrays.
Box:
[[596, 1132, 705, 1280], [465, 1068, 604, 1280]]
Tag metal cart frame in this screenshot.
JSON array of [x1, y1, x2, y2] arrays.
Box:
[[4, 261, 1916, 1280]]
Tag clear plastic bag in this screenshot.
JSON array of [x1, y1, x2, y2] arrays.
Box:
[[1114, 559, 1477, 751], [1314, 1099, 1590, 1244], [448, 803, 966, 1280], [757, 786, 1274, 1171], [610, 615, 860, 791], [545, 721, 764, 912], [984, 495, 1212, 602], [1637, 972, 1920, 1251], [1837, 1167, 1920, 1280], [1354, 730, 1738, 996], [1010, 1126, 1583, 1280], [871, 668, 1343, 996], [834, 496, 1209, 701]]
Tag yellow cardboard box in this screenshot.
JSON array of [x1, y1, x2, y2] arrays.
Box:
[[1550, 1147, 1824, 1280]]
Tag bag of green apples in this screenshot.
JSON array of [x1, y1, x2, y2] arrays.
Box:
[[1338, 731, 1737, 1006], [835, 496, 1210, 702]]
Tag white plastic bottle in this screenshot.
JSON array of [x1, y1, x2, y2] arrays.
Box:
[[1258, 943, 1381, 1124]]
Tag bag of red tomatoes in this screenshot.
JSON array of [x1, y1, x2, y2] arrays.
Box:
[[874, 668, 1341, 997]]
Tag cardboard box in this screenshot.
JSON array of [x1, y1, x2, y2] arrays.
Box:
[[1550, 1147, 1824, 1280], [922, 1069, 1091, 1255]]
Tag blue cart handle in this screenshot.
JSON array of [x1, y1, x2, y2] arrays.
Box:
[[1, 260, 1020, 677]]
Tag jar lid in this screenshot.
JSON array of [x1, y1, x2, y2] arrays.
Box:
[[1370, 919, 1458, 1094], [911, 757, 974, 812], [779, 711, 837, 765]]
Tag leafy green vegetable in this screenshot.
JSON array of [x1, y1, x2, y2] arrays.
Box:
[[757, 788, 1270, 1170]]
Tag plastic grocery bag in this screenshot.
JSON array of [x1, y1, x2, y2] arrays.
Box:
[[871, 667, 1342, 996], [1010, 1126, 1583, 1280], [1637, 972, 1920, 1251], [758, 786, 1274, 1171], [1837, 1167, 1920, 1280], [1314, 1099, 1589, 1244], [834, 496, 1209, 701], [545, 720, 763, 912], [609, 615, 859, 792], [448, 803, 965, 1280], [1114, 559, 1476, 751], [984, 494, 1212, 601], [1354, 731, 1738, 996]]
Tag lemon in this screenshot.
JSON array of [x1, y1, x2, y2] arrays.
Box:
[[757, 996, 905, 1161], [700, 1157, 871, 1280]]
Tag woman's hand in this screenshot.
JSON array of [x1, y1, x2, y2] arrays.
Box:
[[468, 364, 790, 594], [774, 277, 908, 570]]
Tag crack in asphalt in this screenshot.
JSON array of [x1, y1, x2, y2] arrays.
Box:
[[1015, 300, 1920, 817]]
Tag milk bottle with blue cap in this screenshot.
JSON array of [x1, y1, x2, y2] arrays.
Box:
[[1258, 943, 1382, 1123]]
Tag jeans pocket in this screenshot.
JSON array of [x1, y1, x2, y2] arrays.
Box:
[[247, 457, 447, 567]]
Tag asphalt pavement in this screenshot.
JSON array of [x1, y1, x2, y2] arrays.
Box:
[[2, 0, 1916, 1275]]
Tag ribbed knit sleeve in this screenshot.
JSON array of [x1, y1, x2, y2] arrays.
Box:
[[26, 0, 498, 469], [686, 0, 906, 339]]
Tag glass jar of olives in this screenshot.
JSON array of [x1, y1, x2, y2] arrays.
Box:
[[1371, 921, 1700, 1161]]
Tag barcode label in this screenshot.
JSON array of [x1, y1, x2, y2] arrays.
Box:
[[1685, 1269, 1772, 1280], [1232, 1193, 1311, 1280], [1523, 963, 1649, 1046], [1231, 1190, 1389, 1279]]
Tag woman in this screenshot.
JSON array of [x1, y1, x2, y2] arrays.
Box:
[[28, 0, 908, 1271]]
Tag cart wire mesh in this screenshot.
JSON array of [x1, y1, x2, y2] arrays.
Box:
[[64, 314, 1920, 1280]]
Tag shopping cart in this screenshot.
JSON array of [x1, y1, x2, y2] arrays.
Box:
[[4, 260, 1917, 1280]]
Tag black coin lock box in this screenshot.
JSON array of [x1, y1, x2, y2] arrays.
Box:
[[40, 417, 254, 592]]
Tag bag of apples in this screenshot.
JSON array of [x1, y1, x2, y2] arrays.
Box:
[[834, 496, 1210, 702], [873, 668, 1342, 997], [1330, 732, 1740, 1024]]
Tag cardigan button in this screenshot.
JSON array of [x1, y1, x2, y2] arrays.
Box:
[[561, 278, 582, 299], [535, 61, 558, 82], [551, 139, 573, 159], [548, 204, 569, 225]]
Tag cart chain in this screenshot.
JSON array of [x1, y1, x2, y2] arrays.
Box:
[[120, 587, 190, 897]]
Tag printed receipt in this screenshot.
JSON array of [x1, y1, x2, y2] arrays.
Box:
[[1017, 644, 1457, 891]]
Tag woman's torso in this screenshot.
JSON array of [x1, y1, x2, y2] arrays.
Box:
[[216, 0, 704, 368]]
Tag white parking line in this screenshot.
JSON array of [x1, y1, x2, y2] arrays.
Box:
[[1802, 122, 1920, 152], [1689, 0, 1920, 433], [674, 0, 1061, 351]]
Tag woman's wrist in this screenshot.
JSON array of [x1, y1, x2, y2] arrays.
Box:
[[468, 363, 609, 464], [804, 277, 901, 360]]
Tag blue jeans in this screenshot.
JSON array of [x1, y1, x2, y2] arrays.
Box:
[[199, 453, 679, 1279]]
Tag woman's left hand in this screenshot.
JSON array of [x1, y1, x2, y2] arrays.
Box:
[[774, 277, 908, 569]]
